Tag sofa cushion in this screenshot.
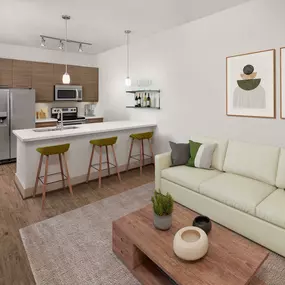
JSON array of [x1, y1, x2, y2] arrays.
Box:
[[199, 173, 276, 215], [256, 189, 285, 229], [190, 135, 228, 171], [276, 148, 285, 188], [223, 140, 280, 186], [161, 166, 221, 192]]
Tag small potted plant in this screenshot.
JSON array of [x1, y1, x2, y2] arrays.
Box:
[[151, 190, 174, 231]]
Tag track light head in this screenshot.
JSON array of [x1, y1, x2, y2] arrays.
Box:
[[78, 43, 83, 52], [59, 40, 64, 50], [40, 36, 46, 47]]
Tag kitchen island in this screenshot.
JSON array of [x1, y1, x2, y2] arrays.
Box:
[[13, 121, 156, 198]]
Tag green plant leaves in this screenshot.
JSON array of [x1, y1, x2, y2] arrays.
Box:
[[151, 190, 174, 216]]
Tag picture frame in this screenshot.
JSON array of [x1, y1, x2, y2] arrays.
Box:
[[226, 49, 276, 118], [280, 47, 285, 119]]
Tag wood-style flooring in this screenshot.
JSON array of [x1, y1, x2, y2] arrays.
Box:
[[0, 163, 154, 285]]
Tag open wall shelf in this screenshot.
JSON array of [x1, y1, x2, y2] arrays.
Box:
[[126, 90, 160, 94], [126, 89, 161, 109], [126, 106, 160, 109]]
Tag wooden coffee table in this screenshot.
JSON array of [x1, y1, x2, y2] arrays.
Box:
[[112, 203, 269, 285]]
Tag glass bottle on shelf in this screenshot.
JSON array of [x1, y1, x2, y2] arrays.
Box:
[[137, 93, 141, 107], [143, 93, 147, 107], [151, 92, 156, 108], [147, 93, 151, 107], [135, 94, 138, 107]]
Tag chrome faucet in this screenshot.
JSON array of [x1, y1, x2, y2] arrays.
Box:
[[57, 109, 64, 131]]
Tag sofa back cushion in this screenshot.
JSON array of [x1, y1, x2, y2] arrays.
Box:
[[190, 136, 228, 171], [223, 140, 280, 186], [276, 148, 285, 188]]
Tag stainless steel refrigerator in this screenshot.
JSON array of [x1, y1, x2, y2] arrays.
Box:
[[0, 89, 35, 161]]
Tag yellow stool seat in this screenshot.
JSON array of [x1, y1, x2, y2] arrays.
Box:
[[36, 144, 70, 156], [130, 132, 153, 140], [90, 136, 118, 146]]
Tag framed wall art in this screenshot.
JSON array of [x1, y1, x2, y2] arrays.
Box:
[[280, 47, 285, 119], [226, 49, 276, 118]]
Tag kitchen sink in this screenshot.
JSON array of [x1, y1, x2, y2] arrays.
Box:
[[33, 126, 79, 132]]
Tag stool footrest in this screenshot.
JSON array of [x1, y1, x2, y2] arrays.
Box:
[[38, 172, 67, 185], [130, 153, 153, 161], [91, 161, 116, 171]]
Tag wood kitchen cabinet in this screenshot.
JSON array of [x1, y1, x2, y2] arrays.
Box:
[[86, 117, 103, 123], [32, 62, 54, 102], [36, 121, 57, 128], [0, 59, 12, 87], [12, 60, 32, 88], [81, 67, 98, 102]]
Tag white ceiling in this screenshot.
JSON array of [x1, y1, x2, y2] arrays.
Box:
[[0, 0, 251, 54]]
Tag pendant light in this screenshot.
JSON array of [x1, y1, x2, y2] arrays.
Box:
[[62, 15, 71, 84], [125, 30, 131, 87]]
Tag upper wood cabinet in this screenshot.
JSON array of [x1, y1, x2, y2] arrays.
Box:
[[81, 67, 99, 102], [0, 58, 99, 102], [12, 60, 32, 88], [32, 62, 54, 102], [0, 59, 12, 87]]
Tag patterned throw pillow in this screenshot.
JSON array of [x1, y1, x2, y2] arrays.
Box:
[[187, 140, 216, 169]]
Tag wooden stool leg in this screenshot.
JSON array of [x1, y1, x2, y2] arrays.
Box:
[[86, 145, 95, 183], [59, 154, 65, 190], [106, 145, 110, 176], [33, 154, 43, 197], [142, 139, 145, 166], [111, 145, 121, 182], [140, 140, 143, 175], [41, 155, 49, 210], [62, 153, 73, 195], [126, 138, 134, 171], [98, 146, 102, 188], [148, 139, 155, 165]]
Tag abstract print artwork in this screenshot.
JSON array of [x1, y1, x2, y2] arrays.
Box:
[[226, 49, 275, 118]]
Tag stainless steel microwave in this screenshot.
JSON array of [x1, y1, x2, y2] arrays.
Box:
[[54, 85, 83, 101]]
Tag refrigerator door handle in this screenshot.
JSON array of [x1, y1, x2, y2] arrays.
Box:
[[7, 91, 11, 136]]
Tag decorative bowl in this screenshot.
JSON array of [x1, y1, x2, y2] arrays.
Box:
[[193, 215, 212, 234], [173, 226, 209, 261]]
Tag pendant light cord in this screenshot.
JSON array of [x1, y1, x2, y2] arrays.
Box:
[[65, 18, 68, 73], [126, 32, 130, 78]]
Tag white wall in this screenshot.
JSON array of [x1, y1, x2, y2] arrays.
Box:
[[95, 0, 285, 153]]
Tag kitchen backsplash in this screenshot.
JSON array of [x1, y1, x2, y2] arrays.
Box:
[[36, 102, 95, 118]]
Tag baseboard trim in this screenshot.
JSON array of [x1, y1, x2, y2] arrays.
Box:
[[15, 159, 153, 199]]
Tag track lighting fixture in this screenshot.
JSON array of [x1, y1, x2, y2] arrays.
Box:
[[40, 36, 46, 47]]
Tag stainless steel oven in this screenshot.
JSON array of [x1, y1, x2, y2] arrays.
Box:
[[54, 85, 83, 101]]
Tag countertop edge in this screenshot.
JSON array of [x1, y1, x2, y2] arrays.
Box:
[[13, 122, 157, 143]]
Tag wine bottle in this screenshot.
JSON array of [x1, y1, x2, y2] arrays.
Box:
[[147, 93, 151, 107], [143, 93, 147, 107], [135, 94, 138, 107], [138, 93, 141, 107]]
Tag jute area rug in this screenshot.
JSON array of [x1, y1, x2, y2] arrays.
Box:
[[20, 182, 285, 285]]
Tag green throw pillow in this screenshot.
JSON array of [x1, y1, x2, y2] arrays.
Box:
[[187, 140, 216, 169]]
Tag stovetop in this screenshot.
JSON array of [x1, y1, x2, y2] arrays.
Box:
[[51, 107, 85, 121]]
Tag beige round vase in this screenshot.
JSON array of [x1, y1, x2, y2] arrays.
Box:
[[173, 226, 209, 261]]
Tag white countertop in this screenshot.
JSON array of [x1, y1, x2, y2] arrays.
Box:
[[13, 121, 157, 142], [35, 118, 58, 123]]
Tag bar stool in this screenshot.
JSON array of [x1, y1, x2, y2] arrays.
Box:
[[126, 131, 154, 175], [86, 136, 121, 188], [33, 143, 73, 209]]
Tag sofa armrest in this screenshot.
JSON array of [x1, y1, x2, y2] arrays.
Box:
[[155, 152, 172, 190]]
